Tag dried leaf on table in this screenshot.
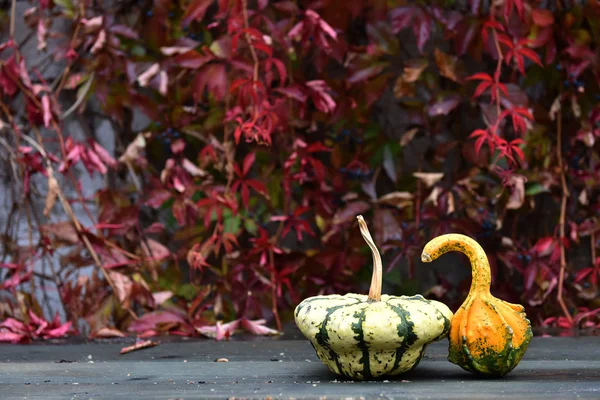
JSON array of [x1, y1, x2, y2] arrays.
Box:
[[120, 339, 160, 355]]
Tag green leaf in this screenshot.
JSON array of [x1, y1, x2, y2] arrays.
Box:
[[175, 284, 199, 301], [244, 218, 258, 235], [525, 183, 549, 196], [223, 211, 241, 234], [53, 0, 75, 17]]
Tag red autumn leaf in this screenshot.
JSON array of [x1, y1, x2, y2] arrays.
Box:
[[270, 206, 315, 241], [504, 38, 543, 75], [469, 129, 494, 155], [532, 237, 554, 257], [0, 331, 29, 344], [481, 18, 505, 46], [500, 107, 534, 134], [182, 0, 214, 25], [390, 7, 415, 33], [288, 10, 338, 55], [232, 153, 270, 208], [239, 318, 279, 336], [173, 50, 214, 69], [413, 9, 432, 53], [504, 0, 524, 22], [128, 311, 188, 333], [275, 85, 308, 102], [196, 319, 240, 341], [428, 94, 461, 117], [467, 72, 507, 102], [494, 137, 526, 165], [306, 80, 336, 114], [249, 228, 283, 266], [532, 9, 554, 27], [194, 63, 228, 101]]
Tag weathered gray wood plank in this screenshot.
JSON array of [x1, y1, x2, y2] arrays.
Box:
[[0, 338, 598, 399]]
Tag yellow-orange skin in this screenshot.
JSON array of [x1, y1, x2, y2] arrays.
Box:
[[421, 234, 533, 377]]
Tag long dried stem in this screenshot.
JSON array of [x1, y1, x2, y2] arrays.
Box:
[[357, 215, 382, 301], [556, 107, 572, 322]]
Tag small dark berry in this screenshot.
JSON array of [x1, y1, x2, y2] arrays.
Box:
[[525, 255, 532, 262], [146, 10, 153, 17]]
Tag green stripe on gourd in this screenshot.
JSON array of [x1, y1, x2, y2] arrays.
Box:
[[294, 215, 453, 380]]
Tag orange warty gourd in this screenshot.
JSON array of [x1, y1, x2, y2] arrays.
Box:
[[421, 234, 533, 377]]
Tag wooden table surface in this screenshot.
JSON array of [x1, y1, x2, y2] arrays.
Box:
[[0, 335, 599, 399]]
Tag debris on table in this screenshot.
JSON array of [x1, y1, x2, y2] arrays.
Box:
[[120, 339, 160, 355]]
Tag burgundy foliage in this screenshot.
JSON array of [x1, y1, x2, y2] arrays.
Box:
[[1, 0, 600, 342]]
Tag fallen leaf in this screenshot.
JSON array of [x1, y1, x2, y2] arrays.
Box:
[[377, 192, 414, 208], [160, 46, 195, 56], [426, 186, 443, 206], [0, 331, 28, 344], [402, 59, 428, 82], [182, 158, 207, 177], [434, 48, 464, 84], [240, 318, 280, 336], [43, 173, 60, 217], [579, 189, 588, 205], [137, 63, 160, 87], [400, 128, 419, 147], [158, 70, 168, 96], [120, 339, 160, 355], [332, 201, 371, 225], [90, 29, 106, 54], [506, 175, 526, 210], [118, 133, 146, 164], [549, 96, 561, 121], [393, 76, 415, 99], [152, 291, 173, 306], [447, 192, 455, 214], [128, 311, 187, 333], [196, 320, 240, 341], [382, 146, 397, 183], [91, 327, 126, 338], [141, 239, 171, 262], [373, 208, 402, 245], [413, 172, 444, 187]]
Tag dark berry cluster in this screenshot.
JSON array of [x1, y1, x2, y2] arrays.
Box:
[[332, 129, 364, 144], [480, 218, 495, 238], [183, 26, 204, 41], [517, 254, 532, 263], [338, 166, 373, 180], [157, 126, 181, 144]]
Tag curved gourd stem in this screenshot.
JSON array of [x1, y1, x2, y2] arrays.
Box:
[[357, 215, 382, 301], [421, 234, 491, 294]]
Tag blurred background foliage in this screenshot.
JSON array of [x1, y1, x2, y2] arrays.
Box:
[[0, 0, 599, 342]]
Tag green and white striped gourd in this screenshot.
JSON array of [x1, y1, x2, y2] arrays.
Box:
[[294, 216, 453, 380]]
